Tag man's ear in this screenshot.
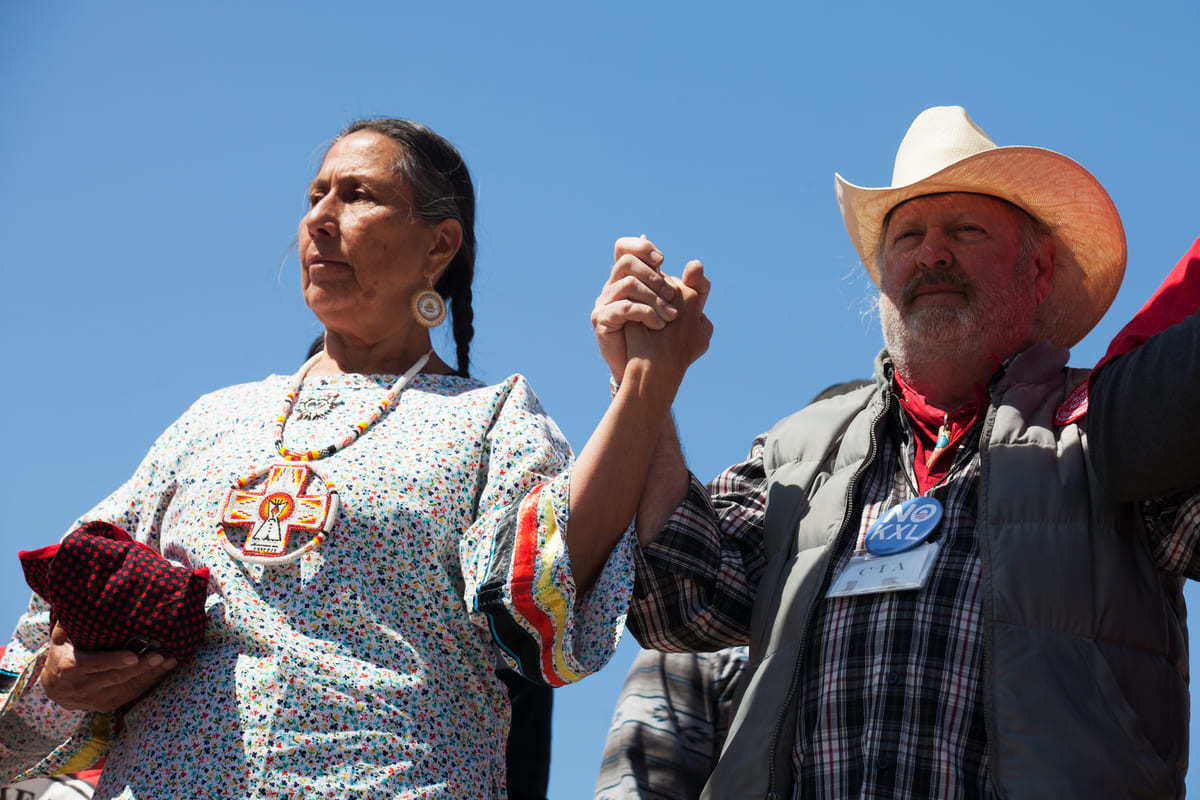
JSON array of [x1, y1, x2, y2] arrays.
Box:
[[426, 219, 464, 282], [1032, 236, 1057, 305]]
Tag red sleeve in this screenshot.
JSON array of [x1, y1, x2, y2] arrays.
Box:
[[1057, 236, 1200, 425], [1095, 236, 1200, 374]]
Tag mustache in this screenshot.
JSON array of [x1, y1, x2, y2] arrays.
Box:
[[902, 268, 972, 305]]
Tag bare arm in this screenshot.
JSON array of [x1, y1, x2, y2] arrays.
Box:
[[632, 414, 690, 545], [565, 238, 711, 591]]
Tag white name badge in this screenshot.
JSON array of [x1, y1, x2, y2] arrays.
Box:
[[826, 541, 941, 598]]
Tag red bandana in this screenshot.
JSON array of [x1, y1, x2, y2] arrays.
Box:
[[893, 373, 989, 495]]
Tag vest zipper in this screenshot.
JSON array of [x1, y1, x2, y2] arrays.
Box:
[[976, 399, 1002, 797], [764, 390, 891, 799]]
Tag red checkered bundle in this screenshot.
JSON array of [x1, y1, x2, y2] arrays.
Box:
[[19, 522, 209, 662]]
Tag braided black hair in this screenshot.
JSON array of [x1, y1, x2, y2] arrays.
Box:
[[334, 119, 476, 377]]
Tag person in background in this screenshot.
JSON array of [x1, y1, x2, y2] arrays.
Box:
[[0, 118, 708, 798], [1082, 235, 1200, 499], [591, 106, 1199, 797], [496, 665, 552, 800], [594, 646, 747, 800]]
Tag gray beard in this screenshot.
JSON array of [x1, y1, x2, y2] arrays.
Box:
[[879, 279, 1038, 378], [881, 302, 977, 370]]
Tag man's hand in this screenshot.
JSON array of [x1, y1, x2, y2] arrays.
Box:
[[592, 236, 681, 381], [41, 624, 177, 712]]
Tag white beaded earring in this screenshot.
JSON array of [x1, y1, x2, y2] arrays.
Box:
[[411, 278, 447, 328]]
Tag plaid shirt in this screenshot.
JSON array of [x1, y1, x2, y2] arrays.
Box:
[[630, 395, 1199, 800]]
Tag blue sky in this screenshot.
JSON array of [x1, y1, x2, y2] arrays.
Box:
[[3, 1, 1199, 796]]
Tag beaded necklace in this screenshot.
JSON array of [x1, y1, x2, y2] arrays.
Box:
[[217, 350, 431, 565]]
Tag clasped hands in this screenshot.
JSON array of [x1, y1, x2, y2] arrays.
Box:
[[592, 236, 713, 388]]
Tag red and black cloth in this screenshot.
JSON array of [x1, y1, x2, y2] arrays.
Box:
[[18, 522, 209, 662]]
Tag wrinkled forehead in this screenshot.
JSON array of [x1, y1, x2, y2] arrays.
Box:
[[315, 130, 403, 179]]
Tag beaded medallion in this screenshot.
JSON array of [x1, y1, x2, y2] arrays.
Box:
[[219, 462, 338, 564], [217, 350, 430, 565]]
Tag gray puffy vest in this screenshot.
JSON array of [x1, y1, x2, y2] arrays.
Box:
[[705, 343, 1188, 799]]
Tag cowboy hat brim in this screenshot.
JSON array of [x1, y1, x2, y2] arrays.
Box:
[[836, 145, 1126, 348]]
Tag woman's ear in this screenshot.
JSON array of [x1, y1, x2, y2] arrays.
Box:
[[426, 219, 464, 282]]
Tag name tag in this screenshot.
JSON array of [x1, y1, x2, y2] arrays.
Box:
[[826, 541, 941, 598]]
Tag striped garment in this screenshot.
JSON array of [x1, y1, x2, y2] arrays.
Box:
[[594, 646, 748, 799]]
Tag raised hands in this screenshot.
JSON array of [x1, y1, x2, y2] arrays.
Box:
[[41, 623, 176, 712], [567, 238, 713, 582], [591, 236, 713, 388]]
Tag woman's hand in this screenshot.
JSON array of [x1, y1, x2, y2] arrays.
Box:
[[625, 258, 712, 381], [592, 236, 681, 381], [569, 247, 712, 588], [41, 624, 177, 712]]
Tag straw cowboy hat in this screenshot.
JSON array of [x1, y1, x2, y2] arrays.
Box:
[[835, 105, 1126, 348]]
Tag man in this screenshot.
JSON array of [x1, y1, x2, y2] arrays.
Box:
[[593, 383, 868, 800], [591, 106, 1196, 798]]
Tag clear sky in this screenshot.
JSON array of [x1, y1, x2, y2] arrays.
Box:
[[3, 1, 1199, 796]]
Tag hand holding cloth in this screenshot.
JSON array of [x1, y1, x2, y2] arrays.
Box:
[[18, 522, 209, 661]]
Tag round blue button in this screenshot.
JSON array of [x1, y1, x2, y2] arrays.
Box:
[[865, 496, 943, 555]]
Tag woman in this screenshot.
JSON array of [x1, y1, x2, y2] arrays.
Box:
[[0, 119, 711, 799]]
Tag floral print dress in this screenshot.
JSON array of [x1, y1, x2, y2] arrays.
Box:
[[0, 371, 635, 799]]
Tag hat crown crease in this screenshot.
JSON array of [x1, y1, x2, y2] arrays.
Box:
[[892, 106, 996, 186]]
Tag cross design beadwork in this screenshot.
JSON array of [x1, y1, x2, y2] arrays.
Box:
[[221, 464, 335, 558]]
